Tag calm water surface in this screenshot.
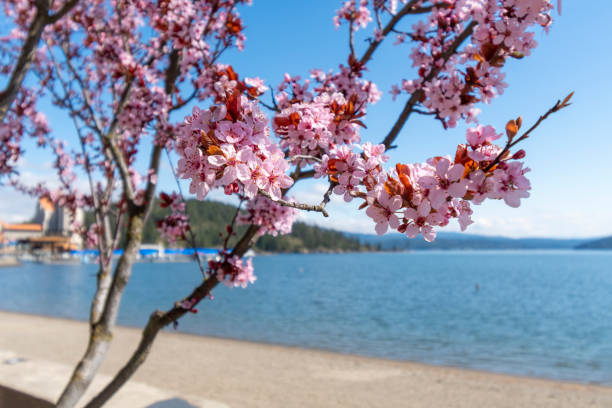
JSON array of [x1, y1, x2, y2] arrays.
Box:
[[1, 251, 611, 384]]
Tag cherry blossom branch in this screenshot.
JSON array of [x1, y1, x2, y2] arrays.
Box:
[[292, 169, 316, 182], [58, 41, 106, 136], [93, 48, 183, 333], [48, 0, 80, 23], [106, 139, 136, 200], [380, 21, 476, 150], [320, 180, 337, 210], [39, 40, 118, 327], [43, 42, 111, 253], [509, 92, 573, 149], [108, 209, 123, 257], [257, 98, 279, 113], [349, 19, 356, 57], [222, 198, 244, 252], [483, 92, 573, 172], [257, 189, 329, 217], [106, 79, 135, 139], [0, 6, 47, 121], [0, 0, 80, 122], [78, 135, 112, 262], [359, 0, 448, 66], [170, 88, 198, 112]]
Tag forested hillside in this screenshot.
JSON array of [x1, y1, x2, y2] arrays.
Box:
[[576, 236, 612, 249], [139, 199, 374, 253]]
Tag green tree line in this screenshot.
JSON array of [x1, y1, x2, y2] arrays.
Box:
[[133, 199, 377, 253]]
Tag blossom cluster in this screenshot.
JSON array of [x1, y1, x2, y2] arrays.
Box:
[[314, 141, 389, 202], [176, 83, 293, 201], [237, 195, 298, 237], [273, 65, 381, 166], [156, 192, 190, 245], [0, 89, 49, 175], [209, 251, 256, 288], [1, 0, 251, 188], [384, 0, 555, 127], [146, 0, 248, 54], [316, 122, 530, 241], [334, 0, 372, 31]]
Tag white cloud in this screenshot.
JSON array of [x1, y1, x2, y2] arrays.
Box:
[[0, 188, 37, 223]]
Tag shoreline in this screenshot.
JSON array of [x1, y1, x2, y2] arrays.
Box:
[[3, 309, 606, 388], [1, 311, 612, 407]]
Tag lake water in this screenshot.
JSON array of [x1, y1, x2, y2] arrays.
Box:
[[1, 251, 611, 385]]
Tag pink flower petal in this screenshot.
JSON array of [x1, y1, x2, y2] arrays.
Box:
[[375, 221, 388, 236], [448, 181, 468, 198]]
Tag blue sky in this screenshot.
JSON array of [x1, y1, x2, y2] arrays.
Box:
[[1, 1, 610, 239]]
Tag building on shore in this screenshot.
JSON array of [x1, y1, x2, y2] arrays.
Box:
[[0, 222, 43, 250], [0, 197, 84, 254]]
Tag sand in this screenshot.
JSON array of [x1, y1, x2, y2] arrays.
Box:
[[0, 257, 18, 267], [0, 311, 611, 408]]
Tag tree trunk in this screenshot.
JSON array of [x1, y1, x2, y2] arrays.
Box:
[[0, 8, 47, 122], [56, 211, 145, 408], [82, 225, 261, 407]]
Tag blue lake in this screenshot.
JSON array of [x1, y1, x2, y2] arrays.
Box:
[[1, 251, 611, 384]]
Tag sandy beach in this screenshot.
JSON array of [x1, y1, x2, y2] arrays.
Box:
[[0, 311, 611, 407]]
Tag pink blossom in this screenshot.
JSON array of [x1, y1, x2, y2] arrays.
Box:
[[333, 173, 361, 202], [427, 158, 469, 209], [207, 145, 250, 185], [403, 200, 438, 242], [466, 125, 501, 148], [366, 190, 402, 235], [156, 192, 190, 245], [213, 254, 256, 289], [238, 195, 297, 237]]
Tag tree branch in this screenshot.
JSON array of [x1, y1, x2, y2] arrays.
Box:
[[359, 0, 445, 66], [257, 189, 329, 217], [483, 92, 573, 173], [0, 0, 80, 122], [48, 0, 79, 23], [0, 8, 47, 122], [380, 21, 476, 150]]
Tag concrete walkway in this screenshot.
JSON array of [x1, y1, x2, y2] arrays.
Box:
[[0, 350, 227, 408]]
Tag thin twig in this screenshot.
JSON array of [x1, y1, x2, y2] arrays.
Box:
[[0, 7, 47, 122], [257, 189, 329, 217], [288, 155, 322, 163], [483, 92, 573, 172], [222, 198, 244, 252], [379, 21, 476, 150], [48, 0, 79, 23], [165, 149, 208, 277], [358, 0, 448, 66], [319, 181, 337, 209], [349, 20, 356, 57]]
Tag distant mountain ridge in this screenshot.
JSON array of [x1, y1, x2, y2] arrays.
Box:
[[576, 236, 612, 250], [348, 231, 589, 250], [91, 199, 609, 252]]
